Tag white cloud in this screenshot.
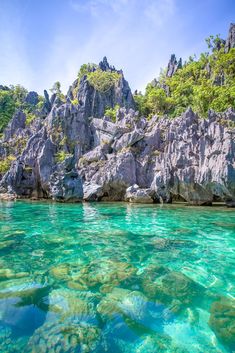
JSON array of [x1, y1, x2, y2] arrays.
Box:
[[70, 0, 130, 16], [144, 0, 176, 27], [0, 2, 33, 89], [0, 0, 178, 94]]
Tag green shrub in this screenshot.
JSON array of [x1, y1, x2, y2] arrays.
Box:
[[71, 98, 78, 106], [55, 151, 73, 163], [77, 63, 98, 81], [134, 44, 235, 118], [24, 111, 37, 125], [0, 155, 16, 174], [87, 70, 121, 93], [104, 104, 120, 122]]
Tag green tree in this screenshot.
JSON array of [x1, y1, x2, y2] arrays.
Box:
[[50, 81, 62, 95]]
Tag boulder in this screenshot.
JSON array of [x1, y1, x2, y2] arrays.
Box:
[[125, 184, 153, 203], [209, 297, 235, 350], [27, 320, 101, 353], [112, 129, 144, 152], [83, 182, 104, 201]]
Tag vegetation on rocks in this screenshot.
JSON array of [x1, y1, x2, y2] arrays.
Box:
[[104, 104, 120, 122], [55, 150, 73, 163], [134, 39, 235, 118], [87, 69, 121, 93], [0, 85, 26, 131], [0, 155, 16, 174], [0, 85, 44, 132]]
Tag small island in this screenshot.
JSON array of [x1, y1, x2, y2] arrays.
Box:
[[0, 24, 235, 207], [0, 7, 234, 353]]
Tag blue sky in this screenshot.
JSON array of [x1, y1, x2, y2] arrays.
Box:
[[0, 0, 234, 94]]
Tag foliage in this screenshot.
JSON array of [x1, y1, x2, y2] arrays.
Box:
[[50, 81, 61, 95], [50, 81, 66, 102], [77, 63, 98, 81], [0, 155, 16, 174], [104, 104, 120, 122], [87, 69, 121, 93], [0, 85, 45, 132], [0, 85, 30, 131], [55, 151, 73, 163], [133, 92, 148, 116], [0, 90, 16, 131], [24, 111, 37, 125], [134, 43, 235, 118], [71, 98, 78, 106]]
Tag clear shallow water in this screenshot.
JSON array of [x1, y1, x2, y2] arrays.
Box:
[[0, 201, 234, 353]]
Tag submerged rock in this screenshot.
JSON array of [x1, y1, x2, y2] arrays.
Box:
[[0, 281, 49, 336], [141, 267, 204, 310], [97, 287, 173, 336], [0, 268, 29, 281], [0, 325, 27, 353], [27, 320, 101, 353], [152, 238, 196, 251], [48, 289, 96, 323], [159, 271, 203, 305], [71, 260, 136, 289], [209, 297, 235, 350]]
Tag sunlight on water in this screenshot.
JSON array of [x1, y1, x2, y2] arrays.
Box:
[[0, 201, 234, 353]]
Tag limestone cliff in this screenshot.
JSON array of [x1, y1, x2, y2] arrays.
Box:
[[0, 40, 234, 206]]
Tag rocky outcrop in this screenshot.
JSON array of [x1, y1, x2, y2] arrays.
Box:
[[166, 54, 182, 77], [25, 91, 39, 106], [49, 164, 83, 202], [69, 57, 135, 120], [125, 184, 153, 203], [0, 56, 234, 205], [3, 110, 26, 141], [225, 23, 235, 53]]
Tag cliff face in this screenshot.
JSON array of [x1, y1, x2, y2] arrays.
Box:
[[0, 53, 234, 206]]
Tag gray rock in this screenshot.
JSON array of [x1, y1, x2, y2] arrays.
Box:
[[50, 158, 83, 202], [112, 128, 144, 152], [225, 23, 235, 53], [25, 91, 39, 106], [0, 54, 234, 205], [3, 110, 26, 141], [76, 58, 135, 119], [166, 54, 182, 77], [83, 182, 104, 201], [125, 184, 153, 203], [81, 151, 137, 201]]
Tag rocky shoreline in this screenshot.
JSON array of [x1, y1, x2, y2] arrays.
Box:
[[0, 102, 234, 207], [0, 25, 234, 206]]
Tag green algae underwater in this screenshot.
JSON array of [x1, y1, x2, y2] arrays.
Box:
[[0, 200, 234, 353]]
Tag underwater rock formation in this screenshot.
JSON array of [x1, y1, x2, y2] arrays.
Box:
[[209, 297, 235, 350]]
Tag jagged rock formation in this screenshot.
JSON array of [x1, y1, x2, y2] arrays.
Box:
[[67, 57, 135, 119], [225, 23, 235, 53], [166, 54, 182, 77], [0, 53, 234, 206]]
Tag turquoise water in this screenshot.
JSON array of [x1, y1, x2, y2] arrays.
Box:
[[0, 201, 234, 353]]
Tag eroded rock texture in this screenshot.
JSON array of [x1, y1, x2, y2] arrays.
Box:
[[0, 57, 234, 205]]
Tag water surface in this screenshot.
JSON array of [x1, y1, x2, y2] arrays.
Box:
[[0, 201, 234, 352]]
